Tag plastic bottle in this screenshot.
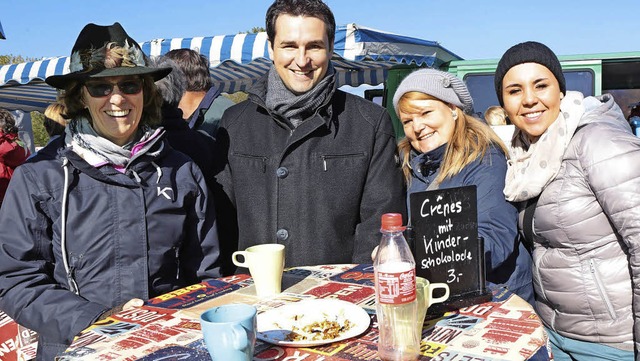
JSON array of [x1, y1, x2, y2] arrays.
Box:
[[374, 213, 419, 361]]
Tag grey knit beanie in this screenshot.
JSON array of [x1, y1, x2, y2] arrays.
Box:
[[392, 68, 474, 116], [494, 41, 566, 106]]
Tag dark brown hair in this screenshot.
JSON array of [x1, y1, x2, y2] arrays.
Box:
[[165, 48, 212, 92], [0, 108, 18, 135], [266, 0, 335, 46]]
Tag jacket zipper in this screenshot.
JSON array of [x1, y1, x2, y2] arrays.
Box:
[[235, 154, 268, 173], [174, 246, 181, 280], [534, 251, 560, 329], [589, 258, 617, 320], [321, 152, 366, 172]]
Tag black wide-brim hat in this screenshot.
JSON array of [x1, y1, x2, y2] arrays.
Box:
[[46, 22, 171, 89]]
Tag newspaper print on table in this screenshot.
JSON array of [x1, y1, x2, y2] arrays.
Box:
[[420, 292, 548, 361], [138, 345, 211, 360], [0, 310, 38, 361], [330, 263, 376, 286], [284, 264, 356, 281], [59, 264, 552, 361], [59, 313, 204, 360], [146, 278, 243, 309]]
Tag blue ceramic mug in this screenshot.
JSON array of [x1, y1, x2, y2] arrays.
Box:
[[200, 304, 257, 361]]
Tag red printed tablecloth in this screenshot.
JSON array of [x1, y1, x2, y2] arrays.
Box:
[[53, 264, 552, 361], [0, 310, 37, 361]]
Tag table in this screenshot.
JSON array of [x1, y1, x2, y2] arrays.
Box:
[[0, 311, 37, 361], [56, 264, 552, 361]]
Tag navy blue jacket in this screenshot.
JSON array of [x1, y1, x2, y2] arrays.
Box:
[[0, 134, 221, 360], [408, 143, 533, 303], [161, 105, 216, 190]]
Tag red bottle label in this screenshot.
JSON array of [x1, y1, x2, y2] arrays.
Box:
[[376, 268, 416, 304]]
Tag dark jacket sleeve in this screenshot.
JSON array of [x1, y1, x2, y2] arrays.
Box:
[[0, 166, 107, 344], [184, 162, 222, 281], [211, 109, 239, 276], [352, 110, 406, 263], [463, 147, 519, 272]]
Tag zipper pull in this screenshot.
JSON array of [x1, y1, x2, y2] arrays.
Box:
[[322, 156, 327, 172], [175, 247, 181, 280]]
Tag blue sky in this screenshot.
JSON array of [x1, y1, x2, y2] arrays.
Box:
[[1, 0, 639, 61]]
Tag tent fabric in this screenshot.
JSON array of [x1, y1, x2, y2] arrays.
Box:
[[0, 23, 462, 112]]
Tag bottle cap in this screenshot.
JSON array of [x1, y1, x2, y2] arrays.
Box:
[[380, 213, 406, 232]]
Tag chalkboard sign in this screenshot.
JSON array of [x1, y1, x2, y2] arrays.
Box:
[[409, 185, 491, 312]]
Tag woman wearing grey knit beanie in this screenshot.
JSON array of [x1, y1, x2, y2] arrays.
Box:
[[496, 41, 640, 361], [393, 68, 534, 305]]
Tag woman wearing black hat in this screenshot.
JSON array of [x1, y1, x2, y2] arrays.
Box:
[[496, 41, 640, 360], [0, 23, 222, 360], [392, 68, 534, 304]]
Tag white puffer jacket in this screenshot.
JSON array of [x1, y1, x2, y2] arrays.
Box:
[[530, 94, 640, 353]]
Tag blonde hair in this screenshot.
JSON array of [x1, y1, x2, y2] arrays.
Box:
[[43, 102, 68, 137], [44, 102, 67, 125], [484, 106, 508, 126], [397, 92, 509, 184]]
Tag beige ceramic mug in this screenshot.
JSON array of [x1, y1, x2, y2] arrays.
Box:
[[416, 277, 450, 332], [232, 244, 285, 298]]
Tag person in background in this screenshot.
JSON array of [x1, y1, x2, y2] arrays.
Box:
[[148, 55, 217, 189], [495, 41, 640, 360], [0, 108, 30, 205], [0, 22, 221, 360], [9, 109, 35, 154], [628, 102, 640, 136], [27, 102, 67, 160], [484, 105, 507, 126], [43, 102, 67, 141], [164, 48, 235, 137], [213, 0, 405, 274], [484, 105, 515, 145], [393, 69, 533, 304]]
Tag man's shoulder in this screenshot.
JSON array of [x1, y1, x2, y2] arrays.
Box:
[[338, 89, 385, 108], [333, 90, 393, 134], [335, 90, 388, 118], [221, 98, 261, 120]]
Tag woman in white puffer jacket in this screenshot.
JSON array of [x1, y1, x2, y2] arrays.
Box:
[[495, 41, 640, 361]]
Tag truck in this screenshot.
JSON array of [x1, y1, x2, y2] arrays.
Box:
[[374, 51, 640, 139]]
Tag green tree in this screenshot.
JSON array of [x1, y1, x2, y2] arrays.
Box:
[[239, 27, 266, 34], [0, 54, 38, 65], [31, 111, 49, 147]]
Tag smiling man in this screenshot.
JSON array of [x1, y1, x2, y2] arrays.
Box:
[[212, 0, 405, 274]]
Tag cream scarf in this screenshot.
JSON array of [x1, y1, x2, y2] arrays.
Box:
[[504, 91, 585, 202]]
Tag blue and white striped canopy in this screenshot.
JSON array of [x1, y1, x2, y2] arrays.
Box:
[[0, 23, 461, 112]]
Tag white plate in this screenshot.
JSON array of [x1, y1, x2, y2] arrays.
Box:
[[256, 298, 371, 347]]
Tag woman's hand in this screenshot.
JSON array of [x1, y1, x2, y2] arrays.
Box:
[[97, 298, 144, 321]]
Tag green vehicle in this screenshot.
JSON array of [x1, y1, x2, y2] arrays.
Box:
[[377, 51, 640, 139]]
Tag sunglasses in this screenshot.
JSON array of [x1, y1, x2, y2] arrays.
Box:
[[84, 78, 143, 97]]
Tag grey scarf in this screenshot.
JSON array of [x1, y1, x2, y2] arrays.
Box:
[[264, 64, 336, 128], [65, 116, 161, 168]]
